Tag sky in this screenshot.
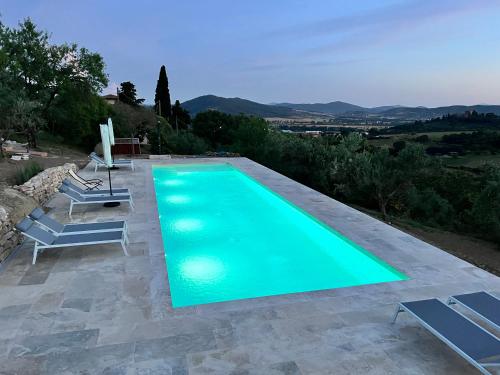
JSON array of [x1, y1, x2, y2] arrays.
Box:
[[1, 0, 500, 107]]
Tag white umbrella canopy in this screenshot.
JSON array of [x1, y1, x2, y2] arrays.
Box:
[[100, 124, 113, 168], [107, 117, 115, 146]]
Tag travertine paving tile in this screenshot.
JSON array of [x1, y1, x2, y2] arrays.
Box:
[[0, 158, 498, 374]]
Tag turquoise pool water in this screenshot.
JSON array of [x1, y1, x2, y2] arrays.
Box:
[[153, 164, 407, 308]]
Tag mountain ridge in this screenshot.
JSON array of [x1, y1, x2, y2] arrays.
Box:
[[182, 95, 500, 119], [181, 95, 299, 117]]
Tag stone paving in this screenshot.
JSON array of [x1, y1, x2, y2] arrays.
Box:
[[0, 157, 499, 374]]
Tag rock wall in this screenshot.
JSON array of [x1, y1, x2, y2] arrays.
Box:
[[14, 163, 77, 204], [0, 163, 77, 263], [0, 188, 38, 263], [0, 206, 22, 262]]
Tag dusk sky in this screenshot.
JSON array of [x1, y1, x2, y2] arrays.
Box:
[[1, 0, 500, 107]]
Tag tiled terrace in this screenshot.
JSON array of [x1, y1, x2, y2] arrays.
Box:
[[0, 157, 499, 374]]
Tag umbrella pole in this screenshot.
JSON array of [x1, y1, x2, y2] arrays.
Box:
[[110, 146, 120, 170], [103, 167, 120, 207]]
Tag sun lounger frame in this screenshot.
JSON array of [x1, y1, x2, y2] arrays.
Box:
[[63, 179, 130, 196], [392, 299, 500, 375], [90, 152, 134, 172], [29, 208, 129, 239], [16, 218, 129, 264], [59, 186, 134, 217], [448, 291, 500, 331]]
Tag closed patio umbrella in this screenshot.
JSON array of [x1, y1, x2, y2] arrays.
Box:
[[107, 117, 119, 169], [100, 124, 120, 207]]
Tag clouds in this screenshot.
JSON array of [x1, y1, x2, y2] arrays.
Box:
[[3, 0, 500, 105], [267, 0, 500, 55]]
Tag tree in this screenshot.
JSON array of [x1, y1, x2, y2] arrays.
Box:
[[111, 102, 158, 142], [149, 117, 174, 154], [171, 100, 191, 131], [48, 85, 111, 149], [166, 131, 209, 155], [351, 144, 430, 220], [11, 98, 45, 149], [118, 81, 144, 106], [154, 65, 172, 120], [0, 18, 108, 147], [469, 167, 500, 244], [230, 115, 269, 158], [192, 111, 233, 147]]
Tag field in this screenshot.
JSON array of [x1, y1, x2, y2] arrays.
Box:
[[367, 131, 500, 168], [440, 153, 500, 168], [367, 131, 474, 148]]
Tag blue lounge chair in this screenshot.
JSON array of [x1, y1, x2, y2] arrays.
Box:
[[62, 179, 130, 196], [28, 208, 128, 240], [58, 185, 134, 217], [393, 298, 500, 374], [90, 152, 134, 172], [448, 291, 500, 331], [16, 217, 128, 264]]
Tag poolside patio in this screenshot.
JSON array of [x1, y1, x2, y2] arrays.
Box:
[[1, 157, 499, 374]]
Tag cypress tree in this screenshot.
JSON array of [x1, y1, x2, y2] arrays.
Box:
[[154, 65, 172, 120]]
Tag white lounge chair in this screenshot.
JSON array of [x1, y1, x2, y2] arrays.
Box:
[[16, 217, 128, 264], [90, 152, 134, 172]]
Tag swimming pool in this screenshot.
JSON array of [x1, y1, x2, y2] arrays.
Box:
[[153, 163, 407, 308]]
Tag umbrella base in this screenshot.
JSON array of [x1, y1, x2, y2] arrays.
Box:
[[103, 202, 121, 208]]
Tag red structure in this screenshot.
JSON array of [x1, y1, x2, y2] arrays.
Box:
[[112, 138, 141, 155]]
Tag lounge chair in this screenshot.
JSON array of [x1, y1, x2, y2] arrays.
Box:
[[68, 169, 103, 190], [448, 292, 500, 331], [62, 179, 130, 196], [58, 185, 134, 217], [392, 298, 500, 374], [90, 152, 134, 172], [16, 217, 128, 264], [28, 208, 128, 240]]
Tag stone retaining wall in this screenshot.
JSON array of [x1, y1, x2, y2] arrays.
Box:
[[0, 163, 77, 263], [0, 206, 23, 262], [14, 163, 77, 204]]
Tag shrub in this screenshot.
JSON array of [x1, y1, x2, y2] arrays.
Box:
[[406, 187, 454, 227], [468, 168, 500, 244], [14, 162, 44, 185], [168, 131, 209, 155]]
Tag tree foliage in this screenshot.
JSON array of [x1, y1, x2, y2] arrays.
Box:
[[111, 102, 158, 142], [154, 65, 172, 120], [171, 100, 191, 131], [0, 18, 109, 148], [118, 81, 144, 106]]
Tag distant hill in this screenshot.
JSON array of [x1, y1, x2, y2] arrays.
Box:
[[273, 101, 365, 115], [182, 95, 500, 120], [182, 95, 299, 117], [273, 102, 403, 115], [277, 102, 500, 119], [380, 105, 500, 119]]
